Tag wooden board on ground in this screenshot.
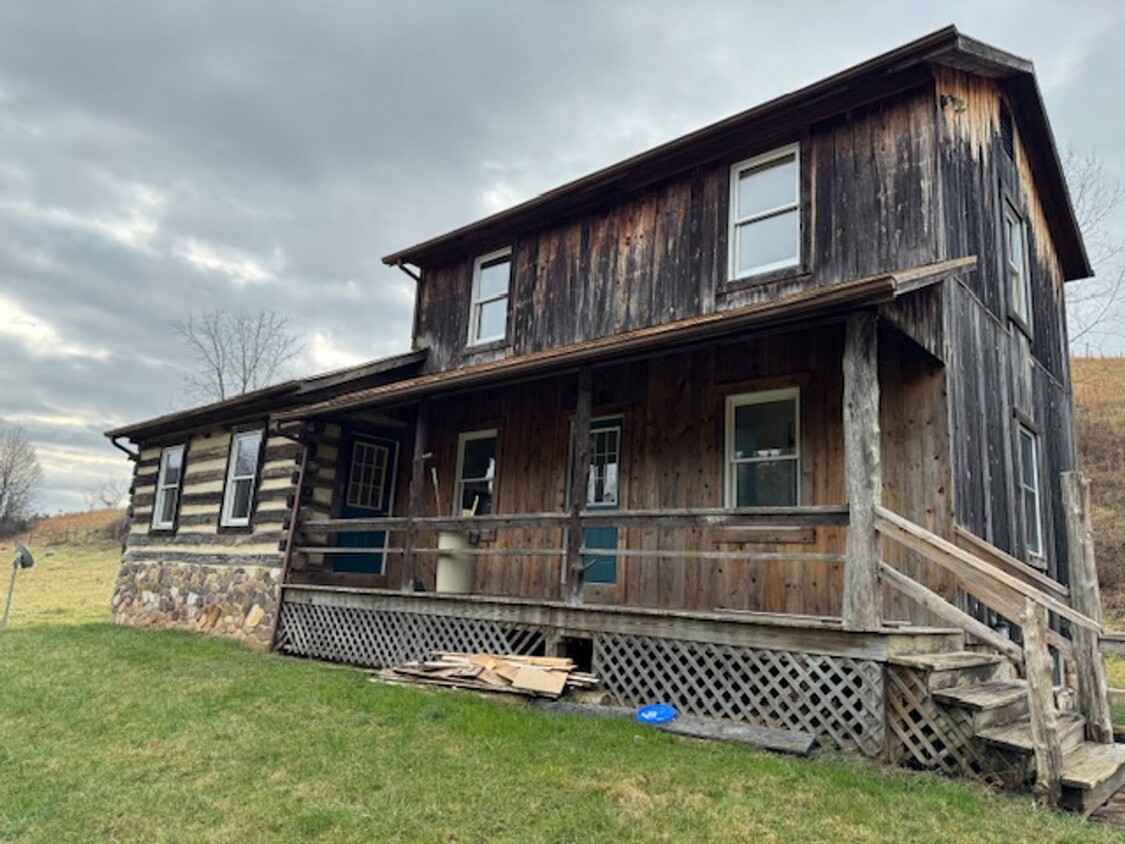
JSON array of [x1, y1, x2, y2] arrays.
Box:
[[511, 665, 569, 696], [381, 652, 599, 699], [657, 716, 817, 756]]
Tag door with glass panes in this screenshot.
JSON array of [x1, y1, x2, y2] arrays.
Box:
[[580, 417, 622, 584], [335, 434, 397, 574]]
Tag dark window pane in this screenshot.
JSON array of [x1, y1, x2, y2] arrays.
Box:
[[159, 489, 177, 525], [230, 478, 252, 520], [734, 399, 796, 458], [462, 437, 496, 481], [735, 460, 797, 507], [235, 434, 261, 476]]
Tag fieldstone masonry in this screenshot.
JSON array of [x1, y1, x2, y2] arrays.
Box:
[[111, 561, 281, 650]]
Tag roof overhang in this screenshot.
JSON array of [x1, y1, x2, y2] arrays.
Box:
[[382, 27, 1089, 281], [105, 348, 428, 443], [279, 257, 976, 422]]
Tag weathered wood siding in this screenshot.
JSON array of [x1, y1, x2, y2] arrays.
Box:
[[935, 67, 1076, 582], [414, 84, 942, 372], [299, 324, 953, 622]]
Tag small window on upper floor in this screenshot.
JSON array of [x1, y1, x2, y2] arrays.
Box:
[[1004, 200, 1032, 330], [152, 444, 185, 531], [468, 248, 511, 346], [729, 144, 801, 281]]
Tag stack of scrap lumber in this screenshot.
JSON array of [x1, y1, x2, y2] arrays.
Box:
[[381, 652, 599, 699]]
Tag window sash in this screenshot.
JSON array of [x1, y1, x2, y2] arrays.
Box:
[[724, 388, 800, 507], [1005, 204, 1031, 327], [152, 444, 185, 530], [221, 430, 262, 526], [469, 249, 511, 345], [1018, 426, 1043, 557], [454, 429, 497, 516], [729, 145, 800, 280]]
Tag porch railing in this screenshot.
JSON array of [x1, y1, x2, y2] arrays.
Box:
[[288, 505, 850, 615], [874, 478, 1109, 806]]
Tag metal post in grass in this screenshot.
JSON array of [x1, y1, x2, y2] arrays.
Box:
[[0, 542, 35, 635]]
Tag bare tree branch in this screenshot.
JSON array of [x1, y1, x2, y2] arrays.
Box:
[[0, 426, 43, 534], [1064, 147, 1125, 351], [172, 310, 303, 402]]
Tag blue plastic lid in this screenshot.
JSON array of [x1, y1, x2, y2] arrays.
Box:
[[635, 703, 678, 725]]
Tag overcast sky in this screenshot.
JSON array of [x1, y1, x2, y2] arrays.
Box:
[[2, 0, 1124, 513]]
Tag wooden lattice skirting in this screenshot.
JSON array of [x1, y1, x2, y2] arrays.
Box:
[[276, 601, 547, 668], [593, 632, 886, 756]]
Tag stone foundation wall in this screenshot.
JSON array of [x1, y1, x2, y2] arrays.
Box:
[[111, 560, 282, 650]]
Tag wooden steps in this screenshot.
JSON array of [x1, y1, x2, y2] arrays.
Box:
[[1060, 744, 1125, 815], [911, 651, 1125, 816], [890, 650, 1009, 689], [977, 713, 1086, 754]]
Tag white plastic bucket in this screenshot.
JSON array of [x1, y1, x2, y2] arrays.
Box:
[[435, 531, 474, 593]]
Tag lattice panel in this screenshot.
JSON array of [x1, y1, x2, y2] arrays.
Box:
[[885, 666, 1029, 787], [277, 601, 546, 668], [593, 633, 885, 756]]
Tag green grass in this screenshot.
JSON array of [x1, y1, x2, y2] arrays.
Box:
[[0, 624, 1119, 844], [0, 530, 1120, 842]]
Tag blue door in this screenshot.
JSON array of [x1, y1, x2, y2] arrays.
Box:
[[335, 435, 397, 574], [582, 418, 622, 584]]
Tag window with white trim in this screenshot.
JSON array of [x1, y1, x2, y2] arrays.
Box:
[[1004, 201, 1032, 329], [729, 145, 800, 280], [151, 444, 185, 530], [725, 388, 800, 507], [454, 429, 497, 516], [220, 429, 263, 527], [1018, 425, 1044, 559], [468, 249, 511, 345]]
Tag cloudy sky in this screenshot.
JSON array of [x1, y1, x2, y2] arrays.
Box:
[[2, 0, 1124, 513]]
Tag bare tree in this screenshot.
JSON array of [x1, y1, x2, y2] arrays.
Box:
[[83, 478, 130, 510], [1064, 147, 1125, 352], [173, 310, 303, 402], [0, 426, 44, 535]]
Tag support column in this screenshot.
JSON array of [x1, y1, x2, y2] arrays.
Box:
[[566, 367, 592, 605], [1024, 597, 1063, 807], [842, 312, 882, 631], [1062, 471, 1113, 743], [402, 398, 429, 593]]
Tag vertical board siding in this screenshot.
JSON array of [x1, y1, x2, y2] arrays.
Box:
[[414, 88, 941, 373], [936, 67, 1076, 578]]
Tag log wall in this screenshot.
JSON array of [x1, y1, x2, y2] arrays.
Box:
[[112, 424, 297, 647]]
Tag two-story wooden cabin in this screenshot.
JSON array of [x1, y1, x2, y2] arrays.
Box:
[[107, 28, 1125, 808]]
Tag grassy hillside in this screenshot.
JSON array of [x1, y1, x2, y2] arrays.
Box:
[[1072, 357, 1125, 626], [5, 508, 123, 627]]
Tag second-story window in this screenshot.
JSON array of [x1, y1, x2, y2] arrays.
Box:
[[729, 144, 800, 281], [1017, 425, 1043, 560], [469, 248, 511, 346], [1004, 200, 1032, 330]]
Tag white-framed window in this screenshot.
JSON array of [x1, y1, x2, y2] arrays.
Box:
[[220, 429, 263, 527], [725, 388, 800, 507], [1018, 425, 1044, 559], [468, 248, 512, 345], [1004, 200, 1032, 329], [454, 429, 497, 516], [151, 444, 185, 530], [729, 144, 801, 280]]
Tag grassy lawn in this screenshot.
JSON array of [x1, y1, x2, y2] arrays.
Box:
[[0, 519, 1121, 842]]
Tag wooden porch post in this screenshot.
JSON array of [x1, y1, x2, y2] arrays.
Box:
[[402, 398, 429, 593], [1023, 597, 1063, 806], [1062, 471, 1113, 743], [842, 311, 883, 631], [566, 367, 592, 605]]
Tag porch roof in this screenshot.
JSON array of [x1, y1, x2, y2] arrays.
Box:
[[276, 256, 975, 421]]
